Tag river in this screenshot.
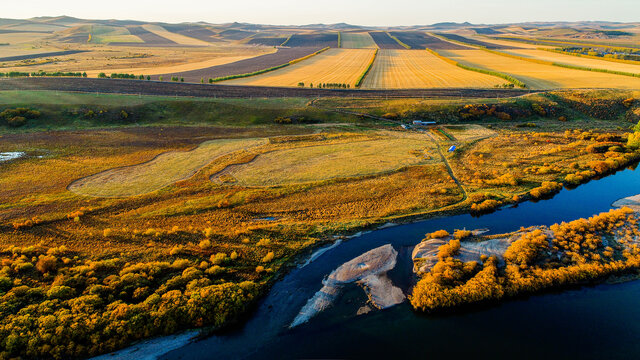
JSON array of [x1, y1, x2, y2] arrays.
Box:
[[160, 164, 640, 360]]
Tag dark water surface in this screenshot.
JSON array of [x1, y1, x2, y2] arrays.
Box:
[[163, 165, 640, 360]]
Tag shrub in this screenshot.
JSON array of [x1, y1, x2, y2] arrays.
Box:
[[46, 285, 74, 299], [428, 230, 450, 239], [530, 181, 563, 199], [261, 252, 275, 263], [210, 253, 227, 265], [35, 255, 57, 274]]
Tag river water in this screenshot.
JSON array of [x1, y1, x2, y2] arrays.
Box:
[[162, 164, 640, 360]]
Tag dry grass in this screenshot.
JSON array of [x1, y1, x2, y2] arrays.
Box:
[[441, 49, 640, 89], [361, 50, 505, 89], [69, 138, 267, 197], [0, 32, 52, 45], [341, 32, 378, 49], [218, 132, 437, 186], [224, 48, 376, 88], [442, 124, 497, 142], [141, 24, 212, 46]]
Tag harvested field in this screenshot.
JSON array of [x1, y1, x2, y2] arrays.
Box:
[[285, 33, 338, 48], [0, 77, 532, 99], [224, 48, 376, 88], [503, 48, 640, 75], [341, 32, 377, 49], [436, 33, 521, 49], [84, 53, 267, 78], [141, 24, 211, 46], [217, 133, 436, 186], [248, 37, 287, 46], [160, 24, 222, 43], [440, 49, 640, 89], [369, 32, 405, 49], [361, 50, 505, 89], [0, 50, 87, 62], [160, 47, 322, 83], [69, 138, 267, 197], [114, 26, 175, 45], [389, 32, 468, 50], [471, 36, 548, 50]]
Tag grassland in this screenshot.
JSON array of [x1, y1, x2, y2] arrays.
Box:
[[224, 48, 376, 88], [361, 50, 506, 89], [440, 49, 640, 89], [340, 32, 378, 49], [218, 132, 436, 186], [70, 138, 268, 197]]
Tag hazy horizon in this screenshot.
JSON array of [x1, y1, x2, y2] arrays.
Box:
[[5, 0, 640, 27]]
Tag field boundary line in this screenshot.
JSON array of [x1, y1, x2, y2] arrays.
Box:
[[386, 32, 411, 49], [431, 33, 640, 82], [212, 47, 330, 83], [280, 34, 292, 46], [480, 47, 640, 79], [355, 49, 378, 88], [538, 48, 640, 66], [495, 36, 640, 50], [424, 47, 527, 88], [337, 32, 341, 48]]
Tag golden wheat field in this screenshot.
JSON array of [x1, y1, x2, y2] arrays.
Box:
[[224, 48, 376, 87], [69, 138, 267, 197], [502, 49, 640, 75], [341, 32, 378, 49], [217, 133, 437, 187], [361, 49, 505, 89], [141, 24, 212, 46], [440, 49, 640, 89]]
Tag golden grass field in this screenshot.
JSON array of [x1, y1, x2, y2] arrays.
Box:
[[141, 24, 212, 46], [69, 138, 268, 197], [224, 48, 376, 87], [218, 132, 437, 186], [440, 49, 640, 89], [341, 32, 378, 49], [360, 49, 505, 89], [502, 48, 640, 75]]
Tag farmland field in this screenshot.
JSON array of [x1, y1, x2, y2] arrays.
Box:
[[158, 47, 322, 82], [389, 32, 468, 50], [248, 36, 287, 46], [361, 49, 505, 89], [223, 48, 376, 87], [114, 25, 174, 45], [502, 48, 640, 75], [440, 49, 640, 89], [436, 33, 521, 49], [141, 24, 212, 46], [341, 32, 377, 49], [217, 133, 437, 186], [369, 32, 405, 49], [285, 33, 338, 47]]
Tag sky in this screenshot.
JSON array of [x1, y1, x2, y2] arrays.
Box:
[[6, 0, 640, 26]]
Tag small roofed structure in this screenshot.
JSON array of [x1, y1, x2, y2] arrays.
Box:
[[448, 145, 457, 152], [413, 120, 436, 126]]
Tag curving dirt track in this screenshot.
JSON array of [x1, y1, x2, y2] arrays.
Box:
[[0, 77, 534, 99]]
